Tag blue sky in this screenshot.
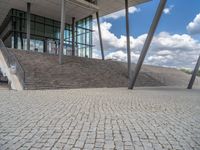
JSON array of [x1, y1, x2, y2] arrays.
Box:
[[93, 0, 200, 69], [109, 0, 200, 37]]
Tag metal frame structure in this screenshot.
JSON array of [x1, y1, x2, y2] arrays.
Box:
[[0, 0, 151, 65], [0, 8, 93, 57], [125, 0, 131, 80], [96, 11, 104, 60], [59, 0, 66, 64], [26, 2, 31, 51], [188, 55, 200, 89], [128, 0, 167, 89]]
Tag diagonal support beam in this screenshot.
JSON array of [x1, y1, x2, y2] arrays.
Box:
[[96, 12, 105, 60], [187, 55, 200, 89], [59, 0, 66, 64], [128, 0, 167, 89], [125, 0, 131, 80]]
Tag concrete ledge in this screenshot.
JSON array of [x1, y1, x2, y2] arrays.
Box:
[[0, 49, 23, 90]]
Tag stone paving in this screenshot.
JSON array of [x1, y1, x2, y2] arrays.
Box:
[[0, 87, 200, 150]]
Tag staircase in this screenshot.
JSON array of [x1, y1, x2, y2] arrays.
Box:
[[8, 49, 164, 90]]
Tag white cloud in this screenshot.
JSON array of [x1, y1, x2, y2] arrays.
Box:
[[103, 7, 140, 19], [156, 50, 173, 56], [93, 21, 200, 68], [106, 50, 140, 62], [163, 5, 174, 15], [187, 13, 200, 35], [92, 49, 101, 59]]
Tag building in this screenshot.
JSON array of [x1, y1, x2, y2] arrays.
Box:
[[0, 0, 149, 59], [3, 0, 190, 90], [0, 8, 93, 57]]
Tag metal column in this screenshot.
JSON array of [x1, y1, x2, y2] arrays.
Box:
[[19, 13, 24, 49], [96, 12, 105, 60], [27, 2, 31, 51], [59, 0, 66, 64], [125, 0, 131, 80], [72, 17, 75, 56], [129, 0, 167, 89], [187, 55, 200, 89], [43, 39, 47, 53], [13, 21, 18, 49]]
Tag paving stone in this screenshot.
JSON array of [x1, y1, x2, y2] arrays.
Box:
[[0, 87, 200, 150]]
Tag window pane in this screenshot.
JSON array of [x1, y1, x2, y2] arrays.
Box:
[[35, 22, 44, 36], [35, 16, 44, 23], [31, 21, 35, 34], [45, 25, 53, 38], [45, 18, 53, 26]]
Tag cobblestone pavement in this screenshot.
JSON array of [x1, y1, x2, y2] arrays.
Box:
[[0, 87, 200, 150]]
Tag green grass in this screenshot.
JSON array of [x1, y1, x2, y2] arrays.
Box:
[[180, 69, 200, 77]]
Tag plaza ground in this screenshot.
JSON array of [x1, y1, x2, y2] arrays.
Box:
[[0, 87, 200, 150]]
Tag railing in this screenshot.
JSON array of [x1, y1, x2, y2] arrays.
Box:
[[0, 39, 25, 89], [145, 71, 166, 83]]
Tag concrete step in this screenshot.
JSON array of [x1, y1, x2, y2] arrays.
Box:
[[8, 48, 170, 90]]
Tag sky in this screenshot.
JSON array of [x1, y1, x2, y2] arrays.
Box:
[[93, 0, 200, 69]]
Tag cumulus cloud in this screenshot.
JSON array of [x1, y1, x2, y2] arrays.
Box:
[[103, 7, 140, 19], [106, 50, 140, 62], [93, 21, 200, 68], [163, 5, 174, 15], [187, 13, 200, 35], [92, 49, 101, 59]]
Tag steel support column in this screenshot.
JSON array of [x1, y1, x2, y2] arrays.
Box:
[[13, 21, 18, 49], [43, 39, 47, 53], [129, 0, 167, 89], [72, 17, 76, 56], [125, 0, 131, 80], [96, 12, 105, 60], [59, 0, 66, 64], [19, 13, 23, 49], [187, 55, 200, 89], [27, 2, 31, 51]]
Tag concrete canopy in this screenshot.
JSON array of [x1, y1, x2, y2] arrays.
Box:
[[0, 0, 98, 25], [0, 0, 149, 25], [97, 0, 150, 17]]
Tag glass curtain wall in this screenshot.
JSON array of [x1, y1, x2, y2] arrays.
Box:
[[76, 17, 93, 58], [1, 9, 93, 58]]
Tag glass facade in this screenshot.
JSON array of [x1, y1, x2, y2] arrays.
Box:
[[0, 9, 93, 58]]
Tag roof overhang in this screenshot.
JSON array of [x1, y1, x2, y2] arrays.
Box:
[[0, 0, 99, 25], [0, 0, 150, 26], [98, 0, 150, 17]]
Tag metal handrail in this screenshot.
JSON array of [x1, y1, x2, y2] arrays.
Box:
[[144, 71, 166, 85], [0, 39, 25, 89]]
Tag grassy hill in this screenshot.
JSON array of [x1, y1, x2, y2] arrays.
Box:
[[180, 69, 200, 76]]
